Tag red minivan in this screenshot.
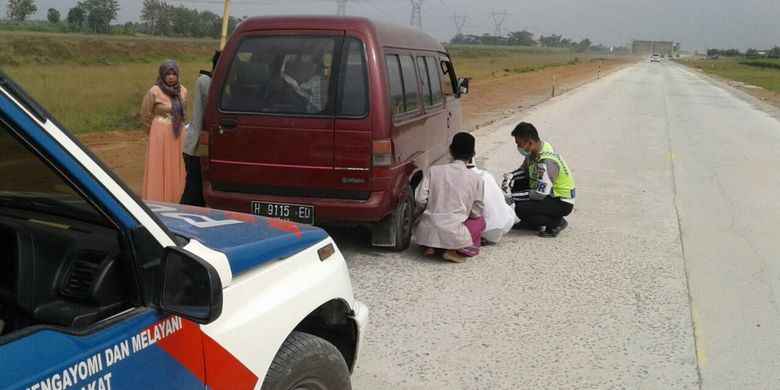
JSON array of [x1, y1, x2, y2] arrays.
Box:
[[201, 16, 469, 249]]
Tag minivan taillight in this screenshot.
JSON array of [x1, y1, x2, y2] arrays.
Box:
[[372, 139, 392, 179]]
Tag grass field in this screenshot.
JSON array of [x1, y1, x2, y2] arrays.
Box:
[[677, 56, 780, 93], [4, 63, 210, 133], [446, 44, 623, 80], [740, 58, 780, 70], [0, 31, 218, 65], [1, 31, 220, 133], [1, 32, 626, 133]]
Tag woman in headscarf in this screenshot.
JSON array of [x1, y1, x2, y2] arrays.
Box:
[[141, 59, 188, 202]]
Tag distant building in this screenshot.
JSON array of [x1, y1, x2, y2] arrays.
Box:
[[632, 40, 680, 57]]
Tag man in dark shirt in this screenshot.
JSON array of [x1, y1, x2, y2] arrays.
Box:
[[503, 122, 576, 238]]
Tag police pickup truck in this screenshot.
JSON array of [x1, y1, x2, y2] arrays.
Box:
[[0, 72, 367, 389]]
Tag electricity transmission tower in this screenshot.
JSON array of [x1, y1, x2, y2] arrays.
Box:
[[410, 0, 424, 28], [489, 9, 509, 37], [451, 13, 467, 35], [337, 0, 347, 16]]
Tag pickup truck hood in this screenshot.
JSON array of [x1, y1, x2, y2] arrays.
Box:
[[146, 202, 329, 276]]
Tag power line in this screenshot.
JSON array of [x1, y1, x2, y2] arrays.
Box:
[[173, 0, 253, 4], [409, 0, 423, 28], [337, 0, 348, 15], [419, 2, 449, 26], [451, 13, 466, 35], [351, 1, 407, 25], [488, 9, 509, 37]]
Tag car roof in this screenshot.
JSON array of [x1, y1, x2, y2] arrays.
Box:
[[234, 15, 445, 53]]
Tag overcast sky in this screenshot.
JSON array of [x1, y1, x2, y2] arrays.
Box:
[[5, 0, 780, 51]]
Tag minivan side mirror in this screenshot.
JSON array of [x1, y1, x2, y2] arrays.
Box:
[[457, 78, 470, 95], [158, 247, 223, 324]]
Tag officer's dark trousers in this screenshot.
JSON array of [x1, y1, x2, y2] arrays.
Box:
[[514, 196, 573, 228], [180, 153, 206, 206]]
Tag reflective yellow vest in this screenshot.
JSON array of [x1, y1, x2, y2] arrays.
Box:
[[529, 141, 576, 199]]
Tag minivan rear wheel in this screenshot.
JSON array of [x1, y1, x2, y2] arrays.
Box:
[[389, 186, 414, 251]]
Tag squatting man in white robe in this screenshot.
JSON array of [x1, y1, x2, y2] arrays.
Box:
[[413, 132, 485, 263]]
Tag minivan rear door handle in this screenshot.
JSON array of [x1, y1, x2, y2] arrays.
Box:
[[219, 119, 238, 134]]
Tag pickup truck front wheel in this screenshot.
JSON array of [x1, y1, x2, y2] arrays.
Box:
[[261, 331, 351, 390]]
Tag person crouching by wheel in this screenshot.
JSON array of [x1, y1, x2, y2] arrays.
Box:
[[505, 122, 576, 238], [414, 132, 485, 263]]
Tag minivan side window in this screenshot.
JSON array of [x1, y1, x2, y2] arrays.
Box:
[[386, 54, 421, 116], [417, 57, 431, 107], [425, 56, 444, 106], [336, 38, 368, 117], [385, 55, 405, 115], [418, 56, 443, 108], [440, 57, 455, 97], [220, 36, 338, 116], [398, 55, 420, 113]]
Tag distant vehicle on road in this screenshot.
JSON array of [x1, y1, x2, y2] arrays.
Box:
[[650, 53, 661, 62]]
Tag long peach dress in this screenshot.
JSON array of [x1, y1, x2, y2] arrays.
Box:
[[141, 84, 188, 202]]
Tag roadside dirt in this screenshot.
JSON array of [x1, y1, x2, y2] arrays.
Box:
[[77, 59, 634, 195]]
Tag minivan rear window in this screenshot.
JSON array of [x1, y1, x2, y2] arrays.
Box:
[[220, 36, 338, 115]]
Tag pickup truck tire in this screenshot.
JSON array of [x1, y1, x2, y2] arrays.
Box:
[[261, 331, 351, 390], [389, 186, 414, 251]]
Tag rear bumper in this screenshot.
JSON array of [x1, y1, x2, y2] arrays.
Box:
[[203, 182, 395, 223]]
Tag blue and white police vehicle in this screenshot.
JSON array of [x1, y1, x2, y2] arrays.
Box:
[[0, 72, 368, 389]]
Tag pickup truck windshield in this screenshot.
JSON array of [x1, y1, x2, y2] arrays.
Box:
[[0, 122, 106, 225]]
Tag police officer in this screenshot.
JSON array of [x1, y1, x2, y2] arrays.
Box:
[[503, 122, 576, 237]]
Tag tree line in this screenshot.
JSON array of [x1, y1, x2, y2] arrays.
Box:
[[4, 0, 243, 38], [707, 47, 780, 58], [449, 32, 629, 53], [7, 0, 118, 33]]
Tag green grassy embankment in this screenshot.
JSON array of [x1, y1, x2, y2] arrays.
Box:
[[739, 58, 780, 70], [677, 56, 780, 93], [445, 44, 624, 80], [0, 32, 626, 134], [1, 31, 219, 133]]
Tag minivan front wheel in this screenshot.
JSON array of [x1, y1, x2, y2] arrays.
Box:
[[390, 186, 414, 251]]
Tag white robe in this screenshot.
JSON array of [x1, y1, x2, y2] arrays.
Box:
[[414, 160, 484, 249], [470, 166, 519, 243]]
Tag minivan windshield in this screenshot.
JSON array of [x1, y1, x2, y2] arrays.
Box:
[[220, 36, 340, 116]]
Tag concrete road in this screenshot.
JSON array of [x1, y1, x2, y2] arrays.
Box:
[[336, 60, 780, 389]]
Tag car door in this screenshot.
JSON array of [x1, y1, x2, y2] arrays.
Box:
[[0, 313, 207, 389], [0, 74, 207, 389], [208, 32, 342, 197]]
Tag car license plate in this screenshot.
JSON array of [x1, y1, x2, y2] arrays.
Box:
[[251, 201, 314, 224]]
